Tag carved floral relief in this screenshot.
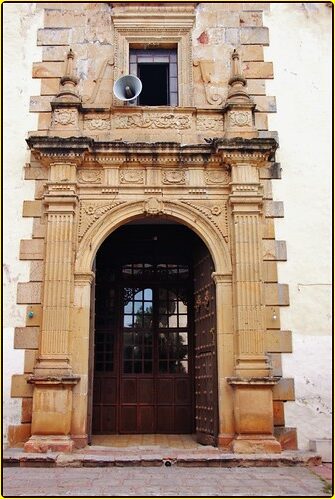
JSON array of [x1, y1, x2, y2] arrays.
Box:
[[162, 170, 186, 184], [51, 109, 77, 127], [119, 169, 144, 184], [114, 113, 191, 129], [77, 169, 103, 184], [229, 111, 252, 127], [79, 200, 126, 239], [204, 170, 230, 185]]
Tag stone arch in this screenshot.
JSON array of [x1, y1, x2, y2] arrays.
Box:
[[75, 198, 232, 275]]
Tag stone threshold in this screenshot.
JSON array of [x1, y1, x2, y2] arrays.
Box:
[[3, 448, 321, 468]]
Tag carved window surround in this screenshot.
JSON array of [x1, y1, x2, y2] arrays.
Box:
[[111, 4, 195, 107]]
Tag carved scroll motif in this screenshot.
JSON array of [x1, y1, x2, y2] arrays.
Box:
[[193, 60, 224, 106], [114, 113, 191, 129], [79, 201, 126, 240], [77, 169, 103, 184], [85, 119, 111, 130], [120, 169, 144, 184], [162, 170, 186, 184], [204, 170, 230, 185]]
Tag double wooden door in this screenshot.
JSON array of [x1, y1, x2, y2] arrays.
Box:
[[91, 225, 218, 441]]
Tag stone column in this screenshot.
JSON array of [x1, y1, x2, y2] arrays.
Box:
[[227, 161, 281, 453], [212, 272, 235, 449], [25, 162, 80, 453]]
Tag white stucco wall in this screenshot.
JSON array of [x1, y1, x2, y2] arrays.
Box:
[[3, 3, 43, 444], [264, 3, 332, 449], [3, 3, 332, 450]]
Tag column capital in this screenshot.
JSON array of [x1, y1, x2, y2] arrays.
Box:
[[211, 272, 232, 284], [74, 271, 95, 286]]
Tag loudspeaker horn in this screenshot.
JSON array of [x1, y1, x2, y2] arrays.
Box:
[[113, 74, 142, 101]]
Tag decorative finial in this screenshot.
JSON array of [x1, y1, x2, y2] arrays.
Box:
[[52, 48, 81, 104], [227, 49, 250, 104]]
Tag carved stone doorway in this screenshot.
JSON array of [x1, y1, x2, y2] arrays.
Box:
[[89, 221, 218, 444]]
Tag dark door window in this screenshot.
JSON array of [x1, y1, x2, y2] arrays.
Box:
[[129, 49, 178, 106]]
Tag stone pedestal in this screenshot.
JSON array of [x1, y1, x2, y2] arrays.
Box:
[[228, 377, 281, 453]]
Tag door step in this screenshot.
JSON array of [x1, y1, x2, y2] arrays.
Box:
[[3, 448, 321, 468]]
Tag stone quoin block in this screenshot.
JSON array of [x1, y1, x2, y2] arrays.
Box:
[[242, 61, 273, 79], [272, 378, 295, 401], [32, 61, 65, 79], [265, 330, 293, 353], [260, 179, 273, 200], [270, 353, 283, 377], [29, 96, 53, 113], [241, 3, 270, 11], [241, 44, 264, 62], [14, 327, 40, 349], [265, 283, 290, 306], [263, 240, 287, 261], [265, 306, 281, 329], [38, 112, 52, 131], [255, 112, 268, 130], [264, 201, 284, 218], [246, 79, 266, 95], [22, 200, 42, 217], [32, 218, 47, 239], [259, 162, 282, 180], [11, 375, 34, 398], [34, 180, 46, 200], [24, 164, 48, 180], [37, 27, 71, 46], [17, 282, 42, 304], [261, 217, 275, 240], [20, 239, 44, 260], [42, 45, 69, 61], [240, 26, 269, 45], [254, 95, 277, 112]]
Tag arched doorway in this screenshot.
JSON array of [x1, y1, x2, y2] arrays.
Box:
[[90, 220, 218, 444]]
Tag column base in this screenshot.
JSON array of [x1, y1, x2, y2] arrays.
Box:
[[24, 435, 74, 453], [71, 434, 88, 449], [217, 433, 234, 450], [232, 434, 282, 454]]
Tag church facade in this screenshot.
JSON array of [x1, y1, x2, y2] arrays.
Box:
[[4, 2, 332, 454]]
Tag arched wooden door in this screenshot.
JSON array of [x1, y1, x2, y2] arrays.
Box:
[[90, 223, 218, 442]]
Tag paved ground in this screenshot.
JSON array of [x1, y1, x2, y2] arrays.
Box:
[[2, 466, 332, 497]]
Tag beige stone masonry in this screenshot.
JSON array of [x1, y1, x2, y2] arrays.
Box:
[[38, 113, 52, 131], [270, 353, 283, 376], [263, 261, 278, 283], [22, 399, 33, 423], [22, 200, 42, 218], [265, 330, 292, 353], [41, 78, 60, 95], [273, 378, 295, 401], [24, 163, 48, 181], [42, 46, 69, 62], [254, 96, 277, 112], [44, 8, 86, 28], [29, 262, 45, 282], [255, 112, 268, 131], [30, 96, 53, 113], [239, 11, 263, 26], [25, 305, 43, 327], [7, 424, 31, 446], [20, 239, 44, 260], [273, 401, 285, 426], [260, 179, 273, 200], [33, 62, 64, 79], [265, 306, 281, 330], [14, 327, 40, 350], [32, 218, 47, 239], [264, 200, 284, 217], [265, 283, 290, 306], [246, 79, 266, 95], [259, 163, 282, 180], [263, 240, 287, 261], [17, 282, 42, 305], [240, 26, 269, 44], [24, 350, 39, 374], [11, 375, 34, 398], [34, 180, 45, 200], [37, 28, 71, 46], [241, 45, 264, 62], [242, 62, 273, 79]]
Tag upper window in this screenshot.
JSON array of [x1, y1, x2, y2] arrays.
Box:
[[129, 49, 178, 106]]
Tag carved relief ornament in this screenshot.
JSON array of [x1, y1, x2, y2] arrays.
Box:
[[204, 170, 230, 185], [162, 170, 186, 184], [77, 169, 103, 184], [181, 200, 228, 241], [143, 198, 164, 216], [229, 111, 252, 127], [114, 113, 191, 129], [119, 169, 144, 184], [52, 109, 77, 126], [79, 201, 126, 239]]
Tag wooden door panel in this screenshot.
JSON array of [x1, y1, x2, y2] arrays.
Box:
[[138, 378, 154, 403], [101, 406, 116, 433], [121, 379, 137, 403], [175, 378, 191, 404], [101, 377, 117, 404], [157, 406, 174, 432], [175, 406, 192, 433], [120, 406, 137, 433], [194, 243, 218, 445], [139, 406, 155, 433], [157, 378, 174, 404]]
